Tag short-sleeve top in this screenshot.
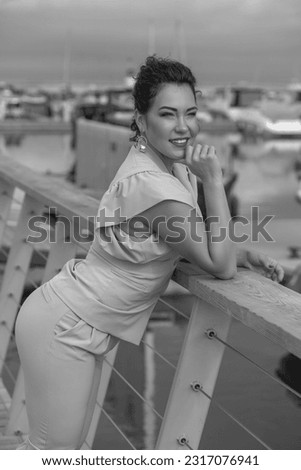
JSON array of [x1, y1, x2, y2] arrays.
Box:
[[49, 145, 201, 345]]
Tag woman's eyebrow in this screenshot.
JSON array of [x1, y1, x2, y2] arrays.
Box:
[[159, 106, 198, 111]]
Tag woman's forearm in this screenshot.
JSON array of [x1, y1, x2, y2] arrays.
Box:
[[202, 179, 237, 277]]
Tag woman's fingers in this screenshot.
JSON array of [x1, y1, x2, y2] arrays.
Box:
[[208, 145, 216, 157], [185, 144, 193, 165], [272, 272, 278, 282], [192, 143, 202, 161], [191, 144, 215, 162], [249, 252, 284, 283], [265, 258, 284, 283], [186, 143, 216, 163], [274, 264, 284, 282], [185, 143, 222, 181], [199, 144, 210, 159]]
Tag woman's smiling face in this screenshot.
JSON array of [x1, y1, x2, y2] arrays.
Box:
[[138, 83, 199, 161]]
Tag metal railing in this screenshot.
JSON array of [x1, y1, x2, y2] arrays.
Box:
[[0, 155, 301, 450]]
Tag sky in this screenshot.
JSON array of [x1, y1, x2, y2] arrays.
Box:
[[0, 0, 301, 88]]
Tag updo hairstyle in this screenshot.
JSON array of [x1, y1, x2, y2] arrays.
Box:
[[130, 55, 197, 141]]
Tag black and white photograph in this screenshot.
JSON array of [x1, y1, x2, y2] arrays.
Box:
[[0, 0, 300, 459]]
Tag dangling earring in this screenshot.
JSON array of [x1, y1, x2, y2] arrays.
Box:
[[135, 135, 147, 153]]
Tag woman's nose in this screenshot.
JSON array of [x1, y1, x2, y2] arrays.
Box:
[[175, 117, 189, 132]]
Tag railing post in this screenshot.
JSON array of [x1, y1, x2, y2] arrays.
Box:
[[0, 193, 44, 375], [5, 368, 27, 437], [0, 182, 15, 248], [81, 345, 119, 449], [155, 297, 232, 450], [6, 216, 78, 438]]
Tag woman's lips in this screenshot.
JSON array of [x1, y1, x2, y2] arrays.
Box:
[[169, 138, 189, 148]]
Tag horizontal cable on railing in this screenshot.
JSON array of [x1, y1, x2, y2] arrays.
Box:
[[1, 245, 45, 287], [23, 277, 40, 291], [0, 329, 17, 353], [157, 297, 190, 321], [183, 441, 193, 450], [0, 352, 17, 387], [99, 407, 137, 450], [0, 290, 27, 324], [192, 380, 271, 450], [211, 332, 301, 401], [2, 215, 92, 256], [141, 337, 176, 370], [103, 357, 163, 421], [29, 244, 49, 264], [213, 401, 271, 450], [0, 246, 9, 260], [0, 257, 26, 298], [0, 190, 24, 206], [15, 266, 40, 291], [0, 312, 17, 334], [71, 240, 91, 253], [0, 390, 10, 413]]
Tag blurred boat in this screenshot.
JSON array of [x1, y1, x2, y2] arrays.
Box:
[[264, 119, 301, 138], [70, 86, 134, 148], [239, 138, 301, 160], [0, 90, 52, 121], [206, 85, 301, 139]]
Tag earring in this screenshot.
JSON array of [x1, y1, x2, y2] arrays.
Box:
[[135, 135, 147, 153]]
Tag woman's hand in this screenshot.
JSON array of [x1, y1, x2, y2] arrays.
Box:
[[185, 144, 223, 184], [237, 248, 284, 283]]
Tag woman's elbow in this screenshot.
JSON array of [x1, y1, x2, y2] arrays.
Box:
[[207, 244, 237, 280], [214, 267, 237, 280], [209, 252, 237, 280], [213, 263, 237, 280]]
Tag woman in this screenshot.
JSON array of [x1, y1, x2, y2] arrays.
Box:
[[16, 56, 284, 450]]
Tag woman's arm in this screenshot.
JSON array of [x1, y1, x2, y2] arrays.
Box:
[[139, 144, 237, 280], [140, 200, 236, 279], [186, 143, 237, 277]]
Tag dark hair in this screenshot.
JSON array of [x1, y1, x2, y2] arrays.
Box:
[[130, 55, 197, 141]]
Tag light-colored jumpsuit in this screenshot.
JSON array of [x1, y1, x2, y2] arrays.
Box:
[[16, 145, 200, 449]]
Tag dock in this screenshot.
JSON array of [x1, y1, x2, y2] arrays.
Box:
[[0, 119, 71, 135]]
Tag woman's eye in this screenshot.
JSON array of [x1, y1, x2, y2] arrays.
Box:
[[160, 113, 174, 117]]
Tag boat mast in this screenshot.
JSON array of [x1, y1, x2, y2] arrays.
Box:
[[177, 19, 186, 64], [173, 18, 186, 63], [148, 19, 156, 56], [63, 28, 72, 90]]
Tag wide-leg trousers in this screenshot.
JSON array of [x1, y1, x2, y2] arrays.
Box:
[[15, 282, 118, 450]]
